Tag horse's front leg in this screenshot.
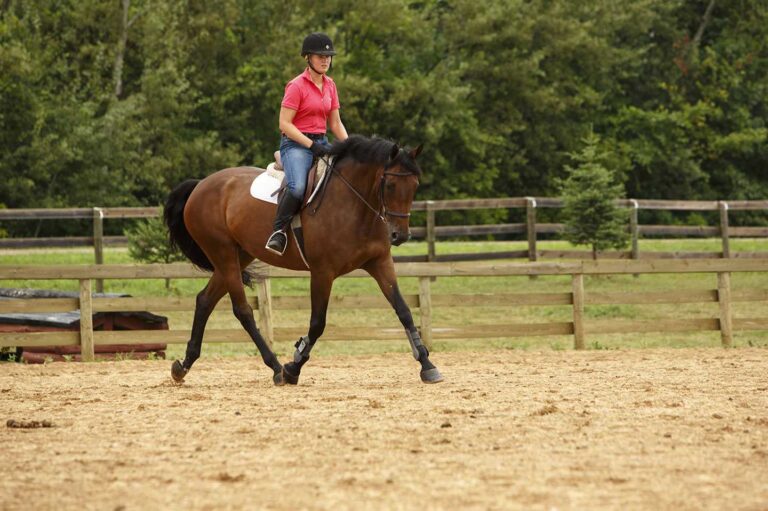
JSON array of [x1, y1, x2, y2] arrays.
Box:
[[281, 271, 334, 385], [364, 258, 443, 383]]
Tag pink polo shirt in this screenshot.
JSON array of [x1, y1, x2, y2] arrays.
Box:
[[281, 68, 340, 134]]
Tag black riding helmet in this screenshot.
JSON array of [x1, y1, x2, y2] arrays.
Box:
[[301, 33, 336, 56]]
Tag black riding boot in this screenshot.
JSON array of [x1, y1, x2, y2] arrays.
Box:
[[265, 193, 303, 255]]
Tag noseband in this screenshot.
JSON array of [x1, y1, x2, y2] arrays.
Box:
[[330, 160, 415, 223]]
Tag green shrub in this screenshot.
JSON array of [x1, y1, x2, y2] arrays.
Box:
[[127, 216, 186, 288]]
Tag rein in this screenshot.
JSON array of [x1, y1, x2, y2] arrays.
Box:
[[328, 159, 414, 223]]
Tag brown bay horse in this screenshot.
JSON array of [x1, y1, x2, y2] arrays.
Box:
[[164, 135, 443, 385]]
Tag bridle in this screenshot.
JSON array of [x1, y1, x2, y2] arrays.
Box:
[[327, 157, 416, 223]]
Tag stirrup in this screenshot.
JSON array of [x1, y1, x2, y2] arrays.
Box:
[[265, 230, 288, 255]]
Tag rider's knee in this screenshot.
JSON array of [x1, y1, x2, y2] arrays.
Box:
[[288, 186, 305, 200]]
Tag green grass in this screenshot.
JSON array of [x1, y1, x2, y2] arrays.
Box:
[[1, 239, 767, 359]]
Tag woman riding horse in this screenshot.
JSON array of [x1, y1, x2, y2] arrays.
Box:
[[266, 32, 349, 256], [164, 35, 442, 386]]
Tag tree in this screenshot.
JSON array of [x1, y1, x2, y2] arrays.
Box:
[[1, 0, 767, 233], [559, 133, 629, 259]]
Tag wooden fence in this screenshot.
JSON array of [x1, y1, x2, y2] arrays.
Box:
[[414, 197, 768, 262], [1, 198, 767, 262], [1, 259, 767, 361]]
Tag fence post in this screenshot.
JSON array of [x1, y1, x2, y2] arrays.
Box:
[[719, 201, 730, 258], [630, 199, 640, 278], [418, 276, 433, 350], [93, 207, 104, 293], [571, 273, 585, 350], [79, 278, 95, 361], [425, 200, 436, 262], [717, 272, 733, 347], [630, 199, 639, 259], [526, 197, 537, 263], [256, 277, 274, 348]]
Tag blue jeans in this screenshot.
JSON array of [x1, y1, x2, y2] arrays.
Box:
[[280, 136, 329, 200]]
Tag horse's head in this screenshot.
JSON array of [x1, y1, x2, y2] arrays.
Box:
[[381, 144, 423, 246]]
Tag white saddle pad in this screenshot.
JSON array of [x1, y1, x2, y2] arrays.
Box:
[[249, 169, 283, 204]]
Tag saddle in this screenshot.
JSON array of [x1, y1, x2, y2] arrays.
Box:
[[267, 151, 327, 205], [267, 151, 284, 171]]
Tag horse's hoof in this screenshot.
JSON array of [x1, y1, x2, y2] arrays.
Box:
[[273, 367, 285, 386], [420, 367, 444, 384], [281, 366, 300, 386], [171, 360, 188, 383]]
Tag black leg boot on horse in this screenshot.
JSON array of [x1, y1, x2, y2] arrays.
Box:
[[281, 336, 314, 385], [265, 192, 303, 255]]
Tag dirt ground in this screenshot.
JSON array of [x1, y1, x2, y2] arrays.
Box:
[[1, 349, 767, 511]]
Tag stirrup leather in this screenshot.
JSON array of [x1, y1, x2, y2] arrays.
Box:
[[265, 230, 288, 255]]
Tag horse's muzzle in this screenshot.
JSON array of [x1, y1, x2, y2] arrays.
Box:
[[391, 230, 411, 246]]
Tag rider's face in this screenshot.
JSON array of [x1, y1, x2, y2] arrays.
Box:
[[307, 54, 332, 73]]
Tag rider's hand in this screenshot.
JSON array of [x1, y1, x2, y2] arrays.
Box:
[[310, 141, 329, 158]]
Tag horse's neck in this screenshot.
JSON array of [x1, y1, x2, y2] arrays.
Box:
[[329, 162, 383, 225]]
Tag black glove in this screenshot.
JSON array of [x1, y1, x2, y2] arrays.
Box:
[[310, 141, 329, 157]]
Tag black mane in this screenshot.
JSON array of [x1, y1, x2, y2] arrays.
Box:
[[328, 135, 422, 176]]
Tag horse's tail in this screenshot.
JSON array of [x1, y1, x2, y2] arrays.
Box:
[[164, 180, 214, 273], [164, 179, 254, 287]]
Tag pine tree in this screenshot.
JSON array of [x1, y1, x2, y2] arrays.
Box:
[[560, 132, 629, 259]]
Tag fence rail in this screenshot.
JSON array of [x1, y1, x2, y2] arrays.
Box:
[[1, 259, 767, 360], [1, 198, 766, 262]]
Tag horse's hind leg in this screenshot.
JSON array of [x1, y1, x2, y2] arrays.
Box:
[[223, 263, 284, 384], [364, 258, 443, 383], [171, 274, 227, 382]]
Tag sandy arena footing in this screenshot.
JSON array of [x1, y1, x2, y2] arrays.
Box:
[[1, 349, 767, 510]]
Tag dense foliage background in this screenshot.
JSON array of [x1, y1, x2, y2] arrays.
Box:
[[1, 0, 766, 234]]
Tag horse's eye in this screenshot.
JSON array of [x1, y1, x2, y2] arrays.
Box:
[[386, 181, 396, 192]]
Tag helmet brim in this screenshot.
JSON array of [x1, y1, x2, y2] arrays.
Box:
[[304, 50, 337, 56]]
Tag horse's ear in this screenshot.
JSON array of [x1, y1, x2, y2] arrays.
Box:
[[390, 144, 400, 161], [410, 144, 423, 159]]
